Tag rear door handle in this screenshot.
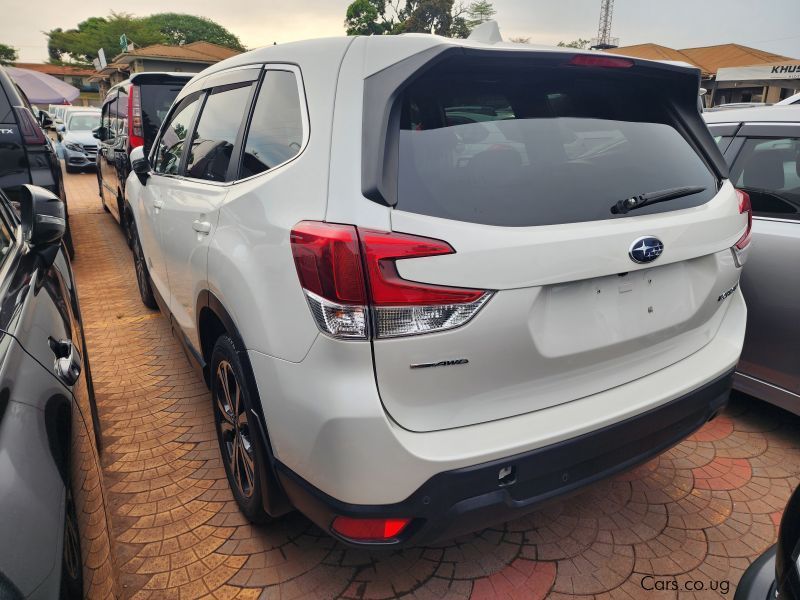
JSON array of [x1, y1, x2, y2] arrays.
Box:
[[192, 220, 212, 234]]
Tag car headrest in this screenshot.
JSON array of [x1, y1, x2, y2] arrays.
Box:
[[743, 150, 785, 190]]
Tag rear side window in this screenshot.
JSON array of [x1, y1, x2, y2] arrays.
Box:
[[185, 84, 251, 182], [396, 62, 717, 227], [730, 137, 800, 220], [153, 95, 202, 176], [240, 70, 304, 178], [138, 82, 186, 151]]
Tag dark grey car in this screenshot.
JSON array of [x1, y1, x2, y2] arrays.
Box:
[[704, 106, 800, 412], [0, 185, 117, 598]]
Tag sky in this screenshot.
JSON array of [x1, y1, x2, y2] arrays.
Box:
[[5, 0, 800, 63]]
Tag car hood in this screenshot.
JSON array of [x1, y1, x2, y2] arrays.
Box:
[[62, 131, 96, 146]]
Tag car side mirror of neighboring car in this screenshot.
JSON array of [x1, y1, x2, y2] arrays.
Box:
[[92, 126, 106, 141], [18, 184, 66, 264], [56, 124, 65, 133], [130, 146, 151, 184], [39, 112, 53, 128]]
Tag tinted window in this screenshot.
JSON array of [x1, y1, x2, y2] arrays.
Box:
[[731, 137, 800, 220], [153, 95, 201, 176], [0, 85, 11, 123], [185, 84, 251, 182], [139, 82, 186, 153], [396, 63, 717, 227], [240, 71, 303, 178]]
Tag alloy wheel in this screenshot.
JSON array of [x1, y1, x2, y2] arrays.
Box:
[[133, 238, 147, 297], [215, 360, 256, 498]]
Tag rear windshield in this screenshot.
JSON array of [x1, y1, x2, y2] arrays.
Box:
[[139, 82, 186, 148], [397, 62, 717, 227], [67, 112, 100, 131]]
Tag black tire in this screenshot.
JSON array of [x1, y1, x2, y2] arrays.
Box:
[[131, 227, 157, 309], [60, 489, 84, 599], [211, 335, 271, 524], [123, 204, 135, 249]]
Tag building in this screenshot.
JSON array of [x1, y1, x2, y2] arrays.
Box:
[[606, 43, 800, 107], [13, 62, 100, 107], [90, 41, 241, 96]]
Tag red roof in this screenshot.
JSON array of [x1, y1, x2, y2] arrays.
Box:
[[14, 62, 95, 77]]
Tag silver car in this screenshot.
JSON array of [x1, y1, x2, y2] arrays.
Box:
[[705, 105, 800, 413]]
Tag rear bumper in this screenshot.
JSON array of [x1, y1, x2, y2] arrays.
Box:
[[734, 545, 776, 600], [276, 369, 733, 547]]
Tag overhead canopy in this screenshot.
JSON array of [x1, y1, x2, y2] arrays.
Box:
[[5, 66, 79, 104]]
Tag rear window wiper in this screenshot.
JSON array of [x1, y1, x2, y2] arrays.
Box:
[[611, 186, 706, 215]]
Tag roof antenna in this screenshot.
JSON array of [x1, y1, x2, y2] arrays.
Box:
[[467, 20, 502, 44]]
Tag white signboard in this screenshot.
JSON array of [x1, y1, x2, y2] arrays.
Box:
[[717, 63, 800, 82]]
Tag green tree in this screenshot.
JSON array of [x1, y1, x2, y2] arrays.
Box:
[[508, 36, 530, 44], [557, 38, 591, 49], [144, 13, 245, 51], [47, 12, 244, 64], [466, 0, 496, 25], [344, 0, 393, 35], [0, 43, 17, 65]]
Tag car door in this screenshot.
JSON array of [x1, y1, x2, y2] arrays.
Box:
[[726, 123, 800, 401], [98, 91, 119, 208], [0, 188, 116, 597], [135, 92, 204, 304], [160, 74, 258, 351]]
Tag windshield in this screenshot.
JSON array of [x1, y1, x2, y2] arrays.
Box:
[[67, 113, 100, 131], [396, 61, 717, 227]]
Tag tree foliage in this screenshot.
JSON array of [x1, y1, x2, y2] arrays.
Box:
[[47, 12, 245, 64], [557, 38, 591, 49], [344, 0, 493, 39], [0, 43, 18, 66], [508, 36, 530, 44]]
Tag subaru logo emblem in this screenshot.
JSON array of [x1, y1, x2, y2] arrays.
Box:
[[629, 236, 664, 264]]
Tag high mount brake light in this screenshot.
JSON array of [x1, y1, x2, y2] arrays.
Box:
[[290, 222, 492, 340], [735, 189, 752, 251], [567, 55, 634, 69]]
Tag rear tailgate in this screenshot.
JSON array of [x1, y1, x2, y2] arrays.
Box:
[[366, 49, 746, 432]]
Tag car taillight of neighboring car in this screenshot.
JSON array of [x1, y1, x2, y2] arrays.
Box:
[[290, 222, 492, 339], [13, 107, 47, 146], [733, 189, 752, 266], [128, 85, 145, 150]]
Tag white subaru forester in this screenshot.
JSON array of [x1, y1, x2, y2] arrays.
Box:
[[126, 29, 749, 546]]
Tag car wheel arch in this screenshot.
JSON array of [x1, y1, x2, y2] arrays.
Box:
[[196, 289, 293, 517]]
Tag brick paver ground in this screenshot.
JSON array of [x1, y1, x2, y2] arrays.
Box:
[[64, 170, 800, 599]]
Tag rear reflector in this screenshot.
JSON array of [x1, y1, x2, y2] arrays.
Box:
[[568, 54, 634, 69], [734, 189, 752, 251], [331, 516, 411, 542], [290, 222, 492, 340]]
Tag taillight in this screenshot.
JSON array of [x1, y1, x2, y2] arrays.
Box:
[[331, 516, 410, 543], [128, 85, 144, 149], [735, 189, 752, 250], [13, 107, 47, 145], [290, 222, 492, 340], [567, 54, 634, 69]]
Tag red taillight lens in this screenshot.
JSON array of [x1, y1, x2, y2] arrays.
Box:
[[290, 222, 493, 339], [331, 516, 411, 542], [290, 222, 366, 305], [568, 54, 634, 69], [128, 85, 144, 149], [13, 107, 47, 146], [735, 189, 752, 250], [358, 229, 485, 306]]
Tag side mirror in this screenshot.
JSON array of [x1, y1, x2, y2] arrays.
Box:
[[39, 112, 53, 128], [56, 124, 66, 133], [92, 126, 106, 141], [19, 185, 66, 253], [130, 146, 151, 184]]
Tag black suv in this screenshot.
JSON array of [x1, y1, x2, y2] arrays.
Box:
[[0, 184, 117, 598], [0, 66, 74, 257], [95, 72, 191, 241]]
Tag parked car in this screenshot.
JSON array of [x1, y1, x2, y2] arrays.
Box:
[[95, 72, 191, 240], [47, 104, 68, 130], [735, 483, 800, 599], [704, 106, 800, 414], [0, 184, 117, 598], [60, 109, 101, 173], [126, 36, 749, 547], [707, 102, 771, 111], [776, 92, 800, 106], [0, 66, 74, 257]]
